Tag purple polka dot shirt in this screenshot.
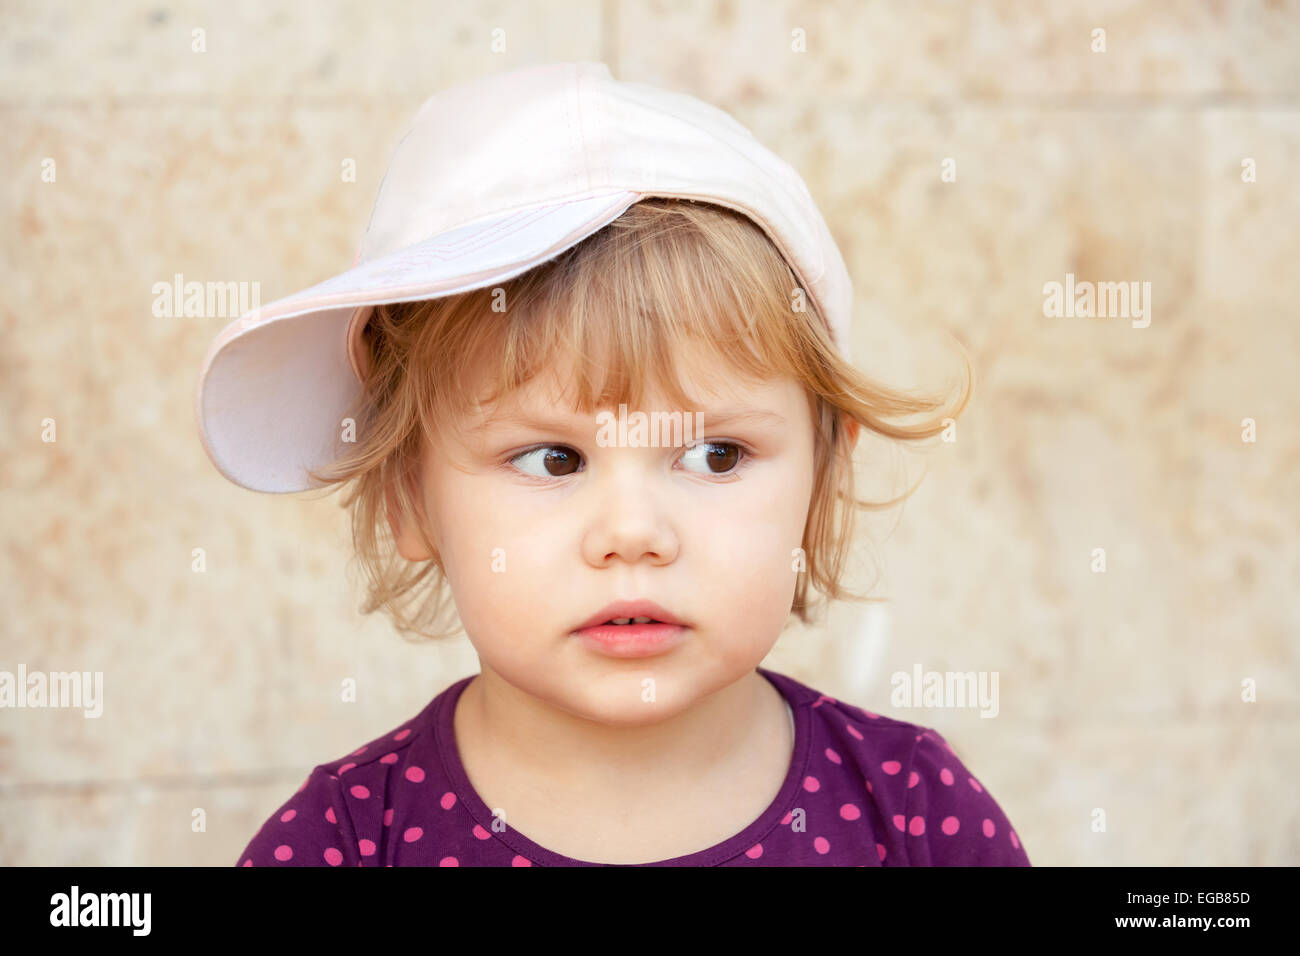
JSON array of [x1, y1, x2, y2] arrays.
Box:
[[238, 667, 1031, 866]]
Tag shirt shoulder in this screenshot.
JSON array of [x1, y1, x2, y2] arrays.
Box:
[[236, 697, 439, 867], [898, 726, 1030, 865], [775, 671, 1030, 866], [236, 763, 358, 867]]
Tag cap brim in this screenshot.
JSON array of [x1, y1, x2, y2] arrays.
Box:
[[195, 190, 641, 493]]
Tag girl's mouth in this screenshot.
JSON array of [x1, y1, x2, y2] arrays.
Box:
[[572, 619, 689, 658], [571, 600, 686, 631]]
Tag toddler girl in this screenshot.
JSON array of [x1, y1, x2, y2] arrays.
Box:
[[197, 62, 1029, 867]]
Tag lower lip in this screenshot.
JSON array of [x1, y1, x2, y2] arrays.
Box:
[[572, 622, 688, 658]]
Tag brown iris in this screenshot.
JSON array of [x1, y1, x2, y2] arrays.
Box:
[[700, 442, 739, 473], [541, 448, 579, 477]]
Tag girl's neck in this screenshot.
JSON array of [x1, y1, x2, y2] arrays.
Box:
[[453, 665, 789, 802]]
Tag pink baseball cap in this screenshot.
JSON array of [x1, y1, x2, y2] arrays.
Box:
[[195, 60, 853, 493]]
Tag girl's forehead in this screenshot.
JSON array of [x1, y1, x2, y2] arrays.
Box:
[[474, 366, 755, 414], [477, 342, 780, 407], [462, 368, 806, 432]]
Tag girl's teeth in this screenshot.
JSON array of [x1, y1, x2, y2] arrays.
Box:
[[609, 616, 655, 625]]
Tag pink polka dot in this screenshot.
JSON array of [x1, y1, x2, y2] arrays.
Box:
[[338, 762, 356, 774], [982, 818, 996, 838], [907, 771, 919, 789], [881, 760, 901, 775], [745, 844, 763, 859], [940, 768, 954, 786], [892, 814, 906, 832], [273, 845, 293, 862], [1011, 830, 1020, 850], [383, 808, 394, 827], [403, 827, 423, 843], [324, 807, 337, 824], [908, 816, 925, 836], [350, 745, 368, 756], [968, 778, 983, 793], [405, 766, 426, 783], [241, 859, 252, 867], [439, 791, 457, 810], [324, 847, 343, 865], [511, 855, 532, 866], [297, 776, 309, 793], [394, 729, 411, 741], [864, 711, 880, 719], [846, 724, 863, 740], [813, 836, 830, 854], [941, 816, 960, 835], [358, 838, 376, 856], [472, 824, 491, 840], [866, 780, 873, 794], [379, 753, 398, 765], [780, 811, 793, 825], [439, 856, 458, 866], [840, 803, 861, 820], [803, 775, 820, 792], [824, 747, 842, 764], [279, 809, 296, 823], [876, 843, 887, 861], [349, 785, 370, 799]]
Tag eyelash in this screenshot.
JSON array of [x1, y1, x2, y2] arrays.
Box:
[[504, 441, 756, 484]]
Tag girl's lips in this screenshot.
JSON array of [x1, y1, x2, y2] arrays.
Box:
[[572, 600, 685, 631], [572, 621, 689, 658]]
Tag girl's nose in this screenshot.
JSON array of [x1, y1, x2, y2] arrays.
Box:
[[579, 465, 680, 568]]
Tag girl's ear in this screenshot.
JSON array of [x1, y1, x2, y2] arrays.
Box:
[[385, 469, 436, 562]]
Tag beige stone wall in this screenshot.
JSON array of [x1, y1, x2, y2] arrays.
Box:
[[2, 1, 1297, 865]]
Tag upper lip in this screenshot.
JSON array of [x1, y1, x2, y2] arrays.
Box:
[[573, 600, 686, 631]]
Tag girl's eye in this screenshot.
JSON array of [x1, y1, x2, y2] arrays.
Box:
[[679, 441, 744, 476], [510, 446, 582, 479], [508, 441, 748, 479]]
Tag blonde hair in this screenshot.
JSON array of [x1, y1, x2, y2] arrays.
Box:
[[308, 197, 970, 641]]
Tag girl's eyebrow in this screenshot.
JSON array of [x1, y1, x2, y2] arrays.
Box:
[[473, 408, 787, 431], [695, 409, 787, 428]]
